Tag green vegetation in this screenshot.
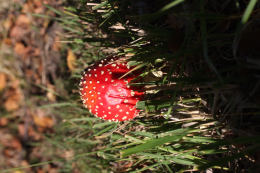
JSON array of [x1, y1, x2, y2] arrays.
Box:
[[37, 0, 260, 172]]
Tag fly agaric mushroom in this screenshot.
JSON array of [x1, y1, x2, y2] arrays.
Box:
[[79, 57, 144, 121]]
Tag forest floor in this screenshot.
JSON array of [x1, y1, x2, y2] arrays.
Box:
[[0, 1, 67, 172]]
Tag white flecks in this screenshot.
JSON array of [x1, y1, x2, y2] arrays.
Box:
[[89, 109, 92, 113], [115, 114, 119, 118], [119, 109, 123, 112], [83, 81, 86, 84], [126, 85, 130, 88], [89, 91, 92, 94], [109, 72, 112, 75], [95, 109, 98, 112], [88, 69, 91, 72], [103, 115, 107, 118], [101, 71, 104, 75], [96, 105, 99, 108], [97, 81, 100, 84], [111, 80, 114, 82], [131, 91, 135, 96], [118, 88, 122, 92], [100, 102, 103, 106], [86, 98, 88, 101], [97, 92, 101, 95], [108, 106, 111, 109], [89, 105, 92, 108], [89, 74, 91, 77], [91, 94, 94, 97], [94, 69, 97, 71], [83, 100, 86, 103], [116, 66, 119, 69], [126, 112, 129, 115], [124, 99, 129, 103], [98, 97, 101, 100], [99, 64, 102, 67], [112, 64, 116, 67], [108, 112, 111, 114], [85, 86, 88, 89], [107, 69, 111, 71], [120, 94, 124, 97], [116, 105, 120, 108], [101, 85, 105, 89], [95, 74, 97, 77], [105, 78, 108, 81], [89, 81, 92, 84], [91, 100, 94, 103], [83, 93, 87, 96], [122, 116, 127, 120], [101, 60, 104, 63], [79, 82, 82, 85], [80, 88, 83, 90], [93, 87, 96, 89]]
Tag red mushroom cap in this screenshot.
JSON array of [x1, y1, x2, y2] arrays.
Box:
[[79, 57, 144, 121]]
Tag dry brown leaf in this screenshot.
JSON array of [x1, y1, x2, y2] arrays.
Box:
[[4, 79, 22, 111], [10, 25, 29, 41], [0, 118, 8, 126], [33, 110, 54, 129], [14, 42, 29, 56], [67, 49, 76, 71], [0, 72, 7, 91], [4, 88, 22, 112], [16, 14, 31, 27], [46, 83, 56, 102]]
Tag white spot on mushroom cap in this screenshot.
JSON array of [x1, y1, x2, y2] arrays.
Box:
[[122, 116, 127, 120]]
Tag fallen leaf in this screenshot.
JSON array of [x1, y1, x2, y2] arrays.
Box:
[[0, 72, 7, 91], [46, 83, 56, 102], [4, 90, 22, 111], [4, 79, 23, 111], [33, 110, 54, 129], [14, 42, 30, 56], [16, 14, 31, 27], [0, 117, 8, 126], [67, 49, 76, 71]]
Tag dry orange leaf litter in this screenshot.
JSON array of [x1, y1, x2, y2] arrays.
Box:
[[67, 49, 76, 71], [0, 72, 7, 91]]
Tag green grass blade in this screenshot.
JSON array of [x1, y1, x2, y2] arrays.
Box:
[[121, 134, 186, 157], [241, 0, 258, 24]]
